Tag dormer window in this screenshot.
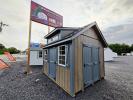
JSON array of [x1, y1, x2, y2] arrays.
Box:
[[47, 34, 59, 44]]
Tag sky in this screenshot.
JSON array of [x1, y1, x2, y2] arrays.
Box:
[[0, 0, 133, 50]]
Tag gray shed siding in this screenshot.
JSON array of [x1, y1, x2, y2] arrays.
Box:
[[43, 24, 106, 96], [43, 43, 73, 94], [74, 27, 104, 93]]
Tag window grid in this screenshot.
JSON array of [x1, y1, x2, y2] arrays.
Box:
[[58, 45, 67, 66]]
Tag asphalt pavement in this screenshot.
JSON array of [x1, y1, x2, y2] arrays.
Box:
[[0, 56, 133, 100]]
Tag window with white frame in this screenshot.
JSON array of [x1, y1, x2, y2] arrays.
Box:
[[44, 49, 48, 61], [39, 51, 42, 58], [58, 45, 67, 66]]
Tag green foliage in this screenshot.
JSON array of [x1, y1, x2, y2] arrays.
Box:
[[131, 44, 133, 51], [8, 47, 20, 54], [108, 43, 133, 55], [0, 43, 20, 54]]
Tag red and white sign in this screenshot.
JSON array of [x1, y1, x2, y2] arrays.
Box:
[[4, 52, 16, 61], [31, 1, 63, 27]]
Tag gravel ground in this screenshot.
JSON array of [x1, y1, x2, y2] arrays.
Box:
[[0, 56, 133, 100]]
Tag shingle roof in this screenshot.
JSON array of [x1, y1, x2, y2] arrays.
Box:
[[44, 22, 108, 48], [44, 27, 81, 38]]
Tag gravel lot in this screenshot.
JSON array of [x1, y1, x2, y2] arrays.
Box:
[[0, 56, 133, 100]]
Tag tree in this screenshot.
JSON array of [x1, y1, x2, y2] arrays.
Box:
[[0, 43, 20, 54], [0, 43, 5, 49], [108, 43, 131, 55], [131, 44, 133, 52], [8, 47, 20, 54]]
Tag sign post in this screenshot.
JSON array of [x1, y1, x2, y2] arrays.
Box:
[[26, 20, 32, 74], [26, 1, 63, 74]]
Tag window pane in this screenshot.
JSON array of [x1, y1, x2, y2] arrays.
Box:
[[62, 56, 65, 60], [59, 46, 62, 50], [62, 50, 65, 54], [39, 51, 42, 58], [59, 56, 62, 59], [62, 46, 65, 50], [58, 45, 66, 66], [62, 60, 65, 64]]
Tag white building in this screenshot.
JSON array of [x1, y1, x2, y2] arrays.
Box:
[[30, 43, 43, 65]]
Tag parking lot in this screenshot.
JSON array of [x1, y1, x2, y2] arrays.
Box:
[[0, 56, 133, 100]]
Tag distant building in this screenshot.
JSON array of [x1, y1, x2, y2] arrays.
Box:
[[30, 43, 43, 65], [104, 48, 118, 61]]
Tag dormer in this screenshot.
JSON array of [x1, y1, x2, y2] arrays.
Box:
[[44, 27, 81, 44]]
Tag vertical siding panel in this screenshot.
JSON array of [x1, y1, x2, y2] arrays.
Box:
[[66, 68, 69, 92], [74, 38, 77, 92], [81, 35, 84, 91], [62, 67, 64, 88], [74, 38, 79, 93], [59, 67, 61, 85], [67, 68, 70, 93], [64, 68, 67, 91], [100, 47, 104, 78], [58, 66, 60, 84], [56, 66, 59, 84], [78, 36, 83, 91], [62, 67, 65, 88], [60, 67, 63, 88], [44, 62, 48, 75], [77, 37, 80, 91]]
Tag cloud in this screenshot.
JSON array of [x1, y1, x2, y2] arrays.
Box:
[[103, 22, 133, 45], [0, 0, 48, 50], [0, 0, 133, 50]]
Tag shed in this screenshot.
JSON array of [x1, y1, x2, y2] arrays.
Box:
[[30, 47, 43, 65], [43, 22, 107, 96], [104, 48, 118, 61]]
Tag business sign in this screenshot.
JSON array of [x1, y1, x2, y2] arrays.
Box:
[[31, 1, 63, 27], [4, 52, 16, 61]]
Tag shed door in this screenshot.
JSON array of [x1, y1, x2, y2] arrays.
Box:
[[92, 47, 100, 82], [49, 48, 57, 79], [83, 46, 93, 86]]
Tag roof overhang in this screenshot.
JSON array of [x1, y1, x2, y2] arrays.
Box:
[[70, 22, 108, 47], [44, 27, 80, 39], [44, 22, 108, 48], [44, 38, 72, 49]]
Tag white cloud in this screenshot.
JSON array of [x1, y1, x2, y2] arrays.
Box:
[[0, 0, 133, 50]]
